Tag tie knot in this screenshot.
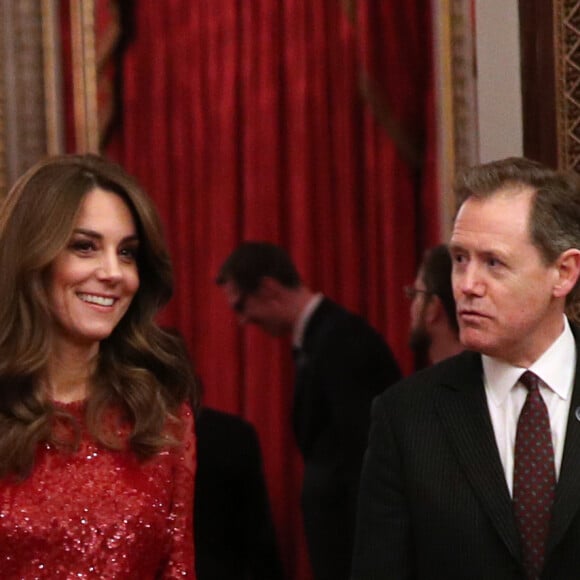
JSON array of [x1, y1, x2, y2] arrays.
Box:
[[519, 370, 540, 392]]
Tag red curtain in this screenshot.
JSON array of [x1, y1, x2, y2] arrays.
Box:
[[106, 2, 436, 578]]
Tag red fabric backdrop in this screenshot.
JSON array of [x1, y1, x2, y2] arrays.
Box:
[[103, 2, 437, 578]]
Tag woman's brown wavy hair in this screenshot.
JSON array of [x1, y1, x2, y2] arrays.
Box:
[[0, 154, 197, 478]]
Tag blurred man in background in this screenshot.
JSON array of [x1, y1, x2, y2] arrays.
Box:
[[216, 241, 401, 580], [406, 244, 463, 366]]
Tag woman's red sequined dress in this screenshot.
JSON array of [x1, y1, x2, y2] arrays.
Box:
[[0, 401, 196, 579]]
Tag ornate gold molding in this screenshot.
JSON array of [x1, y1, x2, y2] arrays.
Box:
[[448, 0, 479, 174], [554, 0, 580, 172], [434, 0, 479, 237], [551, 0, 580, 322]]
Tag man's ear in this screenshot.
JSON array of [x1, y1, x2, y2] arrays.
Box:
[[553, 248, 580, 299]]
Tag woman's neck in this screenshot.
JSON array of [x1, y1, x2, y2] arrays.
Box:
[[44, 342, 99, 403]]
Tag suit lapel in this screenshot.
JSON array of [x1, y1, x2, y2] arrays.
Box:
[[547, 333, 580, 555], [435, 352, 521, 562]]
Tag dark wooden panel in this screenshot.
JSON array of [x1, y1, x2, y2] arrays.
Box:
[[518, 0, 558, 167]]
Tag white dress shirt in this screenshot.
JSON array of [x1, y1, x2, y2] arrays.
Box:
[[292, 293, 324, 349], [483, 316, 576, 496]]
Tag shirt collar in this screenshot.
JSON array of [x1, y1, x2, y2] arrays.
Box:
[[483, 316, 576, 406], [293, 293, 324, 348]]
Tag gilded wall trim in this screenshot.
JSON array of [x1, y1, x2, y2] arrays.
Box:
[[434, 0, 479, 237], [553, 0, 580, 322], [554, 0, 580, 172], [448, 0, 479, 174]]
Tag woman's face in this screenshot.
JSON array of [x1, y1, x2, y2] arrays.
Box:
[[47, 187, 140, 350]]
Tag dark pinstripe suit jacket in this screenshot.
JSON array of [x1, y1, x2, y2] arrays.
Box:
[[352, 332, 580, 579]]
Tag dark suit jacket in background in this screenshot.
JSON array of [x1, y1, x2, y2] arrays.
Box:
[[294, 298, 401, 580], [352, 329, 580, 579], [194, 407, 285, 580]]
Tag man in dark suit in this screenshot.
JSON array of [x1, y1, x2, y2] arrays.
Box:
[[352, 157, 580, 579], [165, 332, 285, 580], [216, 242, 401, 580], [195, 407, 285, 580]]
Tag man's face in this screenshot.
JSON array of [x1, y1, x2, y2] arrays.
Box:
[[450, 187, 562, 367], [221, 279, 291, 336]]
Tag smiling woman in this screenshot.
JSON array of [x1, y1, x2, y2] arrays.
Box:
[[47, 187, 140, 360], [0, 154, 197, 578]]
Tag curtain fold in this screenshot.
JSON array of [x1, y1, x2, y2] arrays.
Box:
[[106, 2, 436, 578]]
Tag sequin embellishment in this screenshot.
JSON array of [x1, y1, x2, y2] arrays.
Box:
[[0, 401, 196, 579]]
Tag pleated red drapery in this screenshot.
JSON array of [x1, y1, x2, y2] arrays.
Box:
[[106, 2, 436, 578]]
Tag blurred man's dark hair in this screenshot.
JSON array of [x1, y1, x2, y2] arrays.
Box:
[[421, 244, 458, 334], [215, 241, 301, 293]]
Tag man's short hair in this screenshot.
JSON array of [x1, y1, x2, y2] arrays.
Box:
[[216, 241, 302, 293], [454, 156, 580, 303], [421, 245, 458, 334]]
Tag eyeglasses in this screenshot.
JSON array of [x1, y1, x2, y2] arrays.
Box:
[[403, 286, 432, 300]]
